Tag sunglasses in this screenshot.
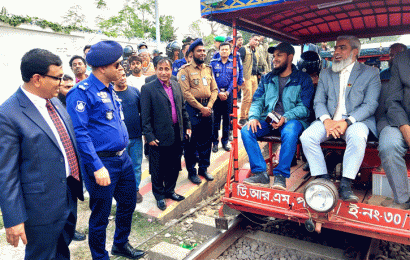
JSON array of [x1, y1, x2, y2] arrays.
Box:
[[42, 74, 64, 85]]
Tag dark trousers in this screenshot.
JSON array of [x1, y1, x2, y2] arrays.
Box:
[[84, 152, 137, 260], [25, 184, 77, 260], [185, 103, 213, 174], [212, 95, 232, 146], [149, 124, 183, 200]]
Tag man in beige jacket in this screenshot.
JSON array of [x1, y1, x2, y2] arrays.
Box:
[[238, 34, 266, 125]]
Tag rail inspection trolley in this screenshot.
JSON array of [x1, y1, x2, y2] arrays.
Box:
[[200, 0, 410, 245]]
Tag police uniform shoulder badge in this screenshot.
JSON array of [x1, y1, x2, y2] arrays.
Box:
[[76, 101, 86, 112], [106, 110, 114, 120], [180, 74, 186, 81], [78, 85, 86, 90]]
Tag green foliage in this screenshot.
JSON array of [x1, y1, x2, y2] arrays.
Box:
[[95, 0, 107, 9], [63, 5, 86, 27], [150, 15, 177, 42], [98, 0, 174, 41], [0, 6, 97, 35]]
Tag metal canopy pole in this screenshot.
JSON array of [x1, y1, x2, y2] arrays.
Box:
[[232, 18, 239, 182]]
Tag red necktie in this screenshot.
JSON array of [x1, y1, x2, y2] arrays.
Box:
[[46, 99, 80, 181]]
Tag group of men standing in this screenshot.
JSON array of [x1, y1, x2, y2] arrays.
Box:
[[2, 32, 410, 260]]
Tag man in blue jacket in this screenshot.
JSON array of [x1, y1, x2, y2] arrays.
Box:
[[241, 42, 314, 190]]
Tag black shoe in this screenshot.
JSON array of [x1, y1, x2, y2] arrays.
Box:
[[136, 191, 143, 204], [73, 230, 86, 241], [229, 131, 233, 141], [157, 199, 167, 210], [188, 174, 202, 185], [222, 143, 231, 152], [239, 119, 248, 126], [212, 144, 219, 153], [339, 178, 359, 202], [111, 242, 145, 259], [303, 162, 310, 171], [271, 175, 286, 190], [199, 170, 214, 181], [243, 172, 270, 188], [166, 193, 185, 201], [316, 174, 330, 180], [291, 156, 298, 167]]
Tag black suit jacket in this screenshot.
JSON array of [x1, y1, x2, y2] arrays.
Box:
[[141, 79, 191, 146], [145, 74, 178, 84], [0, 88, 83, 229]]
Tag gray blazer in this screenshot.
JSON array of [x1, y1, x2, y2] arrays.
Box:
[[314, 61, 381, 137], [379, 50, 410, 132]]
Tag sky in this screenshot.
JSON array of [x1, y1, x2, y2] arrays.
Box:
[[1, 0, 204, 39]]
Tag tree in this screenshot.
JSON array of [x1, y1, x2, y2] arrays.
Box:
[[62, 5, 86, 27], [150, 15, 177, 42], [97, 0, 176, 41]]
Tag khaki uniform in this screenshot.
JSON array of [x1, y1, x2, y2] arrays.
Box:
[[205, 47, 217, 65], [241, 44, 262, 120], [178, 61, 218, 110], [178, 60, 218, 175]]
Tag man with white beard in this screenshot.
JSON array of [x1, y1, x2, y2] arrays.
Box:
[[300, 35, 381, 202]]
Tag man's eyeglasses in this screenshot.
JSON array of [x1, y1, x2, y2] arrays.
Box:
[[42, 75, 64, 85]]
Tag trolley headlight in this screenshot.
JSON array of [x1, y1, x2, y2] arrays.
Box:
[[304, 179, 338, 213]]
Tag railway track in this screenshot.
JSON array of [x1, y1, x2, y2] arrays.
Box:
[[183, 213, 403, 260]]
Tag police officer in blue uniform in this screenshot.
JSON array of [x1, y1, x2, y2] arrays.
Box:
[[210, 42, 244, 152], [172, 56, 187, 77], [172, 48, 193, 77], [66, 41, 145, 260]]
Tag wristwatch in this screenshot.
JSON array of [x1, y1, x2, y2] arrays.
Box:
[[345, 118, 353, 127]]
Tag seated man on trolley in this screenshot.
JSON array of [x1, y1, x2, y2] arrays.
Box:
[[241, 42, 314, 190], [300, 35, 381, 203]]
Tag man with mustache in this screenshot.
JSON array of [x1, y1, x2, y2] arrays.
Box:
[[241, 42, 314, 190], [178, 38, 218, 185], [301, 35, 381, 202], [127, 56, 146, 91], [69, 55, 88, 83]]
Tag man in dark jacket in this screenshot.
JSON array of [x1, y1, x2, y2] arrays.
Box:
[[141, 57, 191, 211]]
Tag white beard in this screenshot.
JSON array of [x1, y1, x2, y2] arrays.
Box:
[[332, 52, 354, 73]]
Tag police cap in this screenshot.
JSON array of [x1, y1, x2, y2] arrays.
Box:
[[86, 41, 123, 67], [188, 38, 204, 54], [225, 36, 233, 43]]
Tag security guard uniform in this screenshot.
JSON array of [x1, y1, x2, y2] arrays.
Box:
[[178, 60, 218, 179], [67, 73, 136, 260], [210, 55, 244, 148], [172, 57, 187, 76]]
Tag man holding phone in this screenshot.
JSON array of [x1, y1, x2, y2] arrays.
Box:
[[241, 42, 314, 190]]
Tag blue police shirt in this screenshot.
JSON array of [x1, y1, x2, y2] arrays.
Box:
[[210, 54, 244, 95], [66, 73, 129, 172], [172, 58, 187, 76]]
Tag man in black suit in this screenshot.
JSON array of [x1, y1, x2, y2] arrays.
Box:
[[141, 57, 191, 211], [145, 57, 178, 84], [0, 49, 83, 259]]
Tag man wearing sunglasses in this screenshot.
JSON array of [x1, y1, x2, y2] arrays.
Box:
[[67, 41, 145, 260]]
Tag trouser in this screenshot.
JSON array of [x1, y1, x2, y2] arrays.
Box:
[[149, 124, 183, 200], [378, 126, 410, 204], [84, 152, 137, 260], [241, 120, 303, 178], [212, 95, 232, 146], [185, 103, 213, 174], [25, 184, 77, 260], [240, 75, 258, 120], [300, 120, 369, 180], [127, 137, 143, 191]]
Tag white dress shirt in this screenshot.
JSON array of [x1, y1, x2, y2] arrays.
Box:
[[21, 87, 70, 177], [320, 62, 356, 123]]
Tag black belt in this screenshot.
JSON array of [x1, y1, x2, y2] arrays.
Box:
[[97, 148, 126, 158], [196, 98, 210, 104]]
